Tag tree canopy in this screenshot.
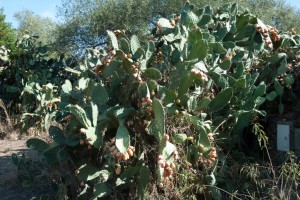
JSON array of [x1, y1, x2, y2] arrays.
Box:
[[54, 0, 300, 56], [0, 8, 16, 52], [14, 9, 57, 44]]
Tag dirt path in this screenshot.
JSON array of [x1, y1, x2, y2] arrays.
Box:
[[0, 134, 53, 200]]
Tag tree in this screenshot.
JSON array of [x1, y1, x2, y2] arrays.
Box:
[[0, 8, 17, 52], [55, 0, 300, 56], [14, 9, 58, 44]]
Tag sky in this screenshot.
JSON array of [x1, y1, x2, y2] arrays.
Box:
[[0, 0, 300, 28], [0, 0, 62, 28]]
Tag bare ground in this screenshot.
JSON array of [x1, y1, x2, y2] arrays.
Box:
[[0, 133, 54, 200]]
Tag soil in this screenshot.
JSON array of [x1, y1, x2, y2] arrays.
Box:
[[0, 132, 53, 200]]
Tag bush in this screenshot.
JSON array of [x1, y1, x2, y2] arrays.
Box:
[[4, 2, 300, 199]]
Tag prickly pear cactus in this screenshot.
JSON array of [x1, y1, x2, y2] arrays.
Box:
[[21, 2, 300, 199]]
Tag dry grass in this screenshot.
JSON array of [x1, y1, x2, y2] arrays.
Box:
[[0, 99, 14, 139]]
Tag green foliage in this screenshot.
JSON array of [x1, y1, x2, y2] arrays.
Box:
[[0, 9, 16, 53], [1, 32, 67, 132], [13, 9, 57, 44], [11, 153, 52, 194], [241, 152, 300, 199], [3, 1, 300, 199], [55, 0, 300, 57]]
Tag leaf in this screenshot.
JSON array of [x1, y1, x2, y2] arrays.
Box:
[[138, 82, 150, 99], [26, 138, 49, 153], [161, 141, 176, 163], [194, 61, 208, 72], [233, 111, 253, 135], [130, 35, 140, 55], [236, 14, 253, 30], [138, 166, 151, 197], [196, 124, 211, 150], [197, 98, 211, 110], [266, 91, 277, 101], [65, 139, 79, 147], [188, 29, 203, 43], [267, 53, 286, 64], [62, 80, 72, 94], [211, 187, 222, 200], [223, 41, 236, 49], [279, 103, 284, 114], [57, 148, 68, 162], [49, 126, 66, 145], [215, 27, 228, 41], [133, 48, 144, 61], [283, 74, 294, 85], [67, 105, 91, 128], [85, 126, 97, 145], [198, 14, 212, 26], [255, 97, 266, 106], [146, 41, 155, 61], [209, 71, 228, 89], [188, 40, 208, 61], [106, 106, 135, 120], [91, 102, 98, 127], [277, 59, 287, 75], [76, 184, 88, 200], [206, 173, 216, 185], [178, 74, 193, 96], [77, 164, 102, 181], [116, 166, 140, 186], [43, 145, 60, 166], [219, 60, 231, 70], [120, 38, 130, 54], [157, 18, 173, 28], [21, 180, 32, 188], [187, 96, 197, 112], [152, 98, 165, 141], [116, 124, 130, 153], [103, 60, 121, 78], [44, 113, 50, 131], [148, 121, 162, 141], [164, 90, 177, 105], [274, 80, 284, 96], [173, 134, 187, 144], [254, 83, 266, 97], [181, 11, 199, 27], [65, 67, 81, 75], [78, 77, 89, 90], [107, 30, 118, 50], [142, 68, 162, 80], [233, 78, 246, 89], [91, 83, 109, 105], [120, 166, 140, 180], [209, 42, 226, 54], [5, 86, 20, 93], [12, 153, 19, 166], [92, 183, 111, 199], [209, 88, 233, 112]]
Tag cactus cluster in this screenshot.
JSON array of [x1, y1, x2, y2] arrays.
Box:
[[157, 155, 176, 178], [10, 1, 300, 199], [255, 22, 280, 49], [191, 68, 208, 82], [108, 138, 135, 161]]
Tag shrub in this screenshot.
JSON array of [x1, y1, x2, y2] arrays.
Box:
[[7, 2, 300, 199]]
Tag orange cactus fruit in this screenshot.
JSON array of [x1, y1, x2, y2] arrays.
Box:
[[80, 128, 87, 134], [127, 149, 133, 157], [164, 134, 170, 141], [115, 166, 121, 175], [110, 145, 116, 152]]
